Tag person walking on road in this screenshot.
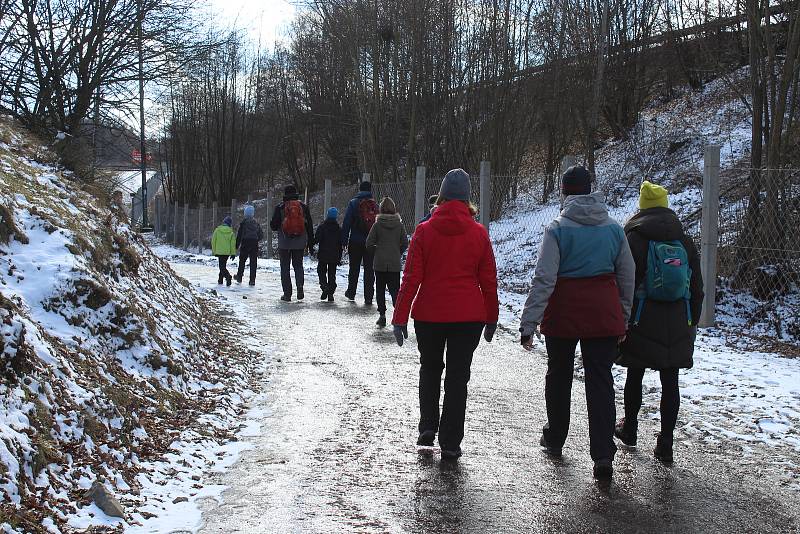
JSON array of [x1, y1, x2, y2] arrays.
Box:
[[235, 205, 264, 287], [615, 181, 704, 464], [419, 194, 440, 224], [212, 215, 236, 286], [366, 197, 408, 327], [270, 185, 314, 302], [315, 207, 343, 302], [519, 165, 635, 480], [392, 169, 499, 461], [341, 181, 379, 304]]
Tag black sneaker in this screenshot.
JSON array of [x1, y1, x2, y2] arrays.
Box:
[[364, 299, 373, 306], [654, 433, 674, 464], [417, 430, 435, 446], [441, 447, 462, 460], [235, 275, 242, 284], [297, 288, 304, 300], [320, 292, 328, 300], [226, 275, 232, 287], [539, 435, 562, 458], [327, 294, 334, 302], [248, 281, 256, 287], [218, 276, 224, 285], [345, 291, 355, 301], [280, 295, 291, 302], [593, 458, 613, 479], [376, 315, 386, 327], [614, 419, 637, 447]]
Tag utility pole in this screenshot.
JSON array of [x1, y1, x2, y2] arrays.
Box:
[[137, 0, 150, 230]]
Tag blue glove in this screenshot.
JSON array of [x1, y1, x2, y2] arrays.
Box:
[[483, 323, 497, 343], [393, 325, 408, 347]]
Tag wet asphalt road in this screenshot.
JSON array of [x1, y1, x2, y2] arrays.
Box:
[[174, 263, 799, 533]]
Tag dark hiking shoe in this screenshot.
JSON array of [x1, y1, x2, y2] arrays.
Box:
[[364, 299, 373, 306], [376, 315, 387, 328], [539, 435, 562, 458], [614, 419, 637, 447], [297, 288, 304, 300], [280, 294, 291, 302], [320, 292, 328, 300], [235, 275, 242, 284], [226, 275, 232, 287], [417, 430, 435, 447], [593, 458, 613, 479], [218, 276, 224, 285], [654, 434, 674, 464], [327, 294, 334, 302], [345, 291, 355, 301], [441, 447, 462, 460], [249, 281, 256, 286]]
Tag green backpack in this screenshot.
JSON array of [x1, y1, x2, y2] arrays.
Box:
[[633, 240, 692, 325]]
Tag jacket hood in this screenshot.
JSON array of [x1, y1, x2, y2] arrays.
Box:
[[215, 224, 234, 233], [283, 194, 300, 202], [355, 191, 372, 200], [428, 200, 474, 236], [625, 207, 684, 241], [561, 192, 609, 226], [376, 213, 403, 229]]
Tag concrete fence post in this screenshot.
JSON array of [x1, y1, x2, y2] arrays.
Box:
[[560, 155, 577, 175], [415, 165, 426, 227], [699, 145, 721, 328], [266, 191, 273, 260], [479, 161, 491, 230], [173, 201, 179, 246], [212, 201, 218, 230], [183, 204, 189, 251], [231, 198, 238, 229], [362, 173, 371, 183], [247, 194, 252, 205], [324, 179, 332, 214], [197, 204, 204, 253], [154, 197, 161, 236]]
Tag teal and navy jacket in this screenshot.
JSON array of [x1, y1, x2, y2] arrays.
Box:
[[520, 192, 635, 338]]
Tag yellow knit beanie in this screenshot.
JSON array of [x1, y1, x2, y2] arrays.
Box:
[[639, 181, 669, 210]]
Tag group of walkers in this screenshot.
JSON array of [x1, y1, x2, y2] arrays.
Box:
[[210, 165, 703, 480]]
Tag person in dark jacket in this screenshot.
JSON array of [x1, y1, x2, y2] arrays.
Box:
[[366, 197, 408, 327], [270, 185, 314, 302], [419, 194, 439, 224], [519, 165, 635, 480], [315, 207, 343, 302], [341, 181, 376, 304], [393, 169, 499, 460], [615, 181, 704, 464], [235, 205, 264, 286]]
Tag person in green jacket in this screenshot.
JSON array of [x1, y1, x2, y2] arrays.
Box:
[[211, 216, 237, 286]]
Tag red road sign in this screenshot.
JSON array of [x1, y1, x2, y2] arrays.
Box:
[[131, 149, 153, 164]]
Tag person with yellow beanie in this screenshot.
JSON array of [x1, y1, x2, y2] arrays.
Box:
[[615, 180, 704, 464]]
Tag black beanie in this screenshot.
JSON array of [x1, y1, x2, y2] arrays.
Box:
[[284, 184, 298, 197], [561, 165, 592, 196], [359, 181, 372, 192]]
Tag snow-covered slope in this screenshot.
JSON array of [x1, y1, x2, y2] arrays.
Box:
[[0, 117, 262, 532]]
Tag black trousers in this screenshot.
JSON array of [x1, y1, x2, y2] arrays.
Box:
[[236, 241, 258, 284], [217, 255, 231, 283], [317, 262, 338, 294], [346, 241, 374, 301], [279, 248, 304, 296], [375, 271, 400, 314], [624, 367, 680, 439], [415, 321, 483, 451], [543, 336, 618, 461]]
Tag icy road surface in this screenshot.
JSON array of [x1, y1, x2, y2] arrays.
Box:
[[171, 262, 798, 533]]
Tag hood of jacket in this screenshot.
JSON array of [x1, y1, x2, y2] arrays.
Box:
[[283, 194, 300, 203], [376, 213, 403, 229], [561, 192, 609, 226], [428, 200, 474, 236], [215, 224, 234, 235], [624, 207, 684, 241]]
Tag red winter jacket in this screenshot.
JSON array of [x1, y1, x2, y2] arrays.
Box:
[[392, 201, 499, 325]]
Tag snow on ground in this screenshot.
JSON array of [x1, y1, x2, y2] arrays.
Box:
[[0, 116, 269, 533]]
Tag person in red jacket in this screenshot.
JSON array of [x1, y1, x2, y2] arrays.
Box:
[[392, 168, 499, 460]]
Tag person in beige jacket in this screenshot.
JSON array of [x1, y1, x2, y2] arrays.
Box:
[[366, 197, 409, 327]]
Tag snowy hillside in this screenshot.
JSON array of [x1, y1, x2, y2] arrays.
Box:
[[0, 117, 264, 532]]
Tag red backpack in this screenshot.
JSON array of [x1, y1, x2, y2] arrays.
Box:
[[281, 200, 305, 237], [356, 198, 379, 233]]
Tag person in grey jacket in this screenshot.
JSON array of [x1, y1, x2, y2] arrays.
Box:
[[270, 184, 314, 301], [235, 205, 264, 286], [518, 165, 635, 480], [366, 197, 408, 327]]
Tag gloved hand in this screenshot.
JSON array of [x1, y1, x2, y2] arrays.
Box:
[[393, 325, 408, 347], [520, 323, 541, 351], [483, 323, 497, 343]]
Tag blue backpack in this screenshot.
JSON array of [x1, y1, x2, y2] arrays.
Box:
[[633, 240, 692, 325]]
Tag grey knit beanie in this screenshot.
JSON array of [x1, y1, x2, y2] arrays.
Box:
[[439, 169, 470, 202]]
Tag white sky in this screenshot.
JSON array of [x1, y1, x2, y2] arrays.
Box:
[[207, 0, 297, 48]]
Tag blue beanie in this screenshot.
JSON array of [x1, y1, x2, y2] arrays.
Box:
[[223, 215, 232, 226], [327, 207, 338, 220], [243, 205, 255, 218]]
